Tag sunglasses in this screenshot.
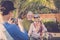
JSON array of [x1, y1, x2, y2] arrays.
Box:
[[34, 17, 40, 18]]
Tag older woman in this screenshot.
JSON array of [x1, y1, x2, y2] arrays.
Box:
[[28, 14, 47, 40]]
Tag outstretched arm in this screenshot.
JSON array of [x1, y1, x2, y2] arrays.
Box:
[[28, 23, 33, 37]]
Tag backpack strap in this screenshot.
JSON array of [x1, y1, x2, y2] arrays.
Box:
[[0, 23, 8, 40], [3, 22, 14, 40]]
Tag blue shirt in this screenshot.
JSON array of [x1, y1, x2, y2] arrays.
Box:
[[3, 22, 29, 40]]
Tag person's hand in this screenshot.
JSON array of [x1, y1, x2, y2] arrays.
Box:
[[17, 19, 25, 33]]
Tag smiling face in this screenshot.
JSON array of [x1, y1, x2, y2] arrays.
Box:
[[27, 11, 34, 20], [34, 17, 40, 22], [27, 14, 33, 20], [27, 13, 34, 21]]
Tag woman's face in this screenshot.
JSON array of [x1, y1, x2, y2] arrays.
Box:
[[34, 17, 42, 28], [27, 14, 34, 20], [34, 17, 40, 22]]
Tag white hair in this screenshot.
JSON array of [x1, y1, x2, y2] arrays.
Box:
[[27, 11, 33, 15]]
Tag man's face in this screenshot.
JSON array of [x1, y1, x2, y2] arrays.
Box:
[[8, 11, 14, 19]]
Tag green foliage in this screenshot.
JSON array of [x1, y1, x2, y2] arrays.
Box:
[[44, 21, 59, 32], [0, 0, 57, 17], [42, 18, 59, 32], [41, 8, 51, 13], [42, 18, 56, 23], [13, 0, 56, 14], [54, 0, 60, 12]]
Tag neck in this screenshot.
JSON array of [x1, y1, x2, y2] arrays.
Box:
[[0, 14, 4, 23], [3, 15, 9, 22]]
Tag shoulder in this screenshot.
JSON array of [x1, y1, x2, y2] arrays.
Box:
[[4, 22, 19, 30], [9, 24, 19, 30], [0, 24, 6, 31], [30, 23, 35, 28]]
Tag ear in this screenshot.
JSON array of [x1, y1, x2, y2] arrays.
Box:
[[9, 11, 13, 16]]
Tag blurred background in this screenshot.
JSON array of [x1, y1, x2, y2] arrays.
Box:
[[0, 0, 60, 40]]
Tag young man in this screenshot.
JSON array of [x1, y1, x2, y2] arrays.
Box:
[[0, 1, 28, 40]]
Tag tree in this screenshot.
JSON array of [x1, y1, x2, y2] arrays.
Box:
[[17, 0, 56, 14], [53, 0, 60, 13], [0, 0, 58, 17]]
